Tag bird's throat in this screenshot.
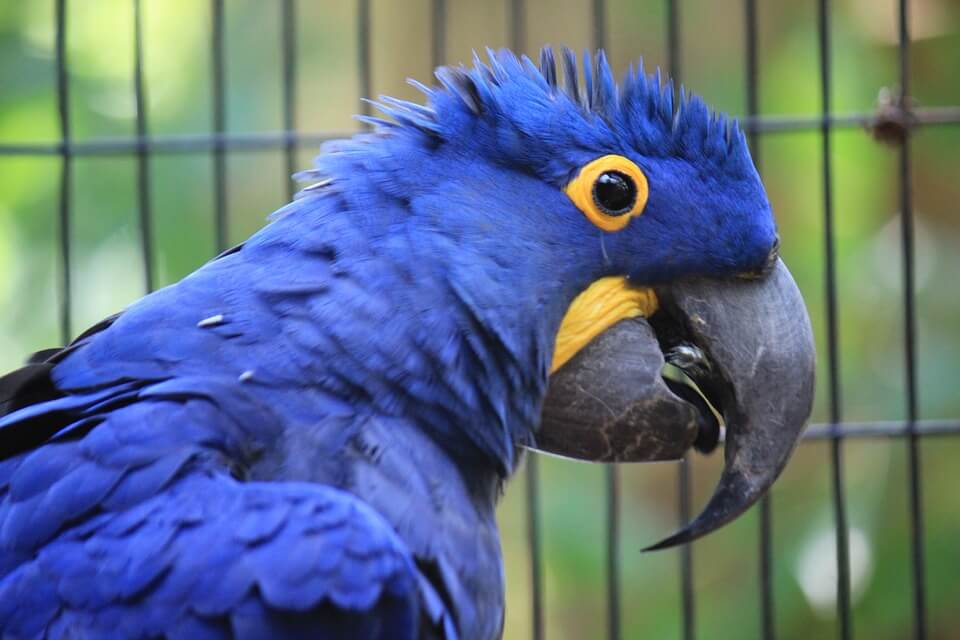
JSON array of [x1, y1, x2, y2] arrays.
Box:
[[551, 277, 658, 373]]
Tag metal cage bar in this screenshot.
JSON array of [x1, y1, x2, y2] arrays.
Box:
[[53, 0, 72, 345], [281, 0, 298, 201], [3, 107, 959, 159], [664, 3, 696, 639], [803, 419, 960, 440], [132, 0, 155, 294], [605, 461, 621, 640], [588, 4, 622, 640], [501, 4, 546, 640], [816, 1, 853, 637], [743, 2, 776, 638], [357, 0, 372, 123], [896, 2, 928, 638], [210, 0, 228, 252], [525, 451, 544, 640], [431, 0, 447, 72]]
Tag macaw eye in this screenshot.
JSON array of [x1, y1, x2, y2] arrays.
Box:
[[565, 154, 649, 232], [593, 171, 636, 215]]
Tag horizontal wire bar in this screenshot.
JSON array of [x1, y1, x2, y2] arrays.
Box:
[[743, 106, 960, 133], [0, 131, 344, 157], [3, 106, 960, 158], [802, 419, 960, 440]]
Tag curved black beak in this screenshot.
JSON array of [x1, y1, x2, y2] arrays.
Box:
[[538, 259, 815, 549], [643, 259, 815, 549]]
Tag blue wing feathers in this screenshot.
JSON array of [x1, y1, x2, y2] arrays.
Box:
[[98, 447, 199, 512], [0, 376, 456, 636], [0, 475, 433, 639]]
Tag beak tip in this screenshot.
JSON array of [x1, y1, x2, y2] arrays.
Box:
[[642, 467, 764, 552], [641, 530, 693, 552]]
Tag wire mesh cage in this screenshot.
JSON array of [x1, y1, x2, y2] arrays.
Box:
[[1, 1, 958, 638]]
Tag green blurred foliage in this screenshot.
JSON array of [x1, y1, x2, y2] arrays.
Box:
[[1, 1, 959, 638]]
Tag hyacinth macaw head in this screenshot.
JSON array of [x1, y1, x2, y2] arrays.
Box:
[[304, 47, 814, 547]]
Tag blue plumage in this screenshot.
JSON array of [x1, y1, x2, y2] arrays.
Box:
[[0, 476, 425, 639], [0, 48, 777, 638]]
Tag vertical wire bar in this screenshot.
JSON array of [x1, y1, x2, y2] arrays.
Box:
[[525, 454, 544, 640], [744, 1, 774, 637], [281, 0, 298, 200], [54, 0, 72, 343], [605, 464, 621, 640], [896, 2, 927, 637], [816, 2, 851, 638], [431, 0, 446, 71], [210, 0, 228, 251], [666, 0, 681, 83], [592, 4, 619, 638], [508, 0, 525, 58], [666, 2, 693, 639], [758, 487, 774, 637], [591, 0, 606, 53], [506, 7, 541, 640], [133, 0, 155, 293], [357, 0, 372, 123], [677, 460, 693, 640]]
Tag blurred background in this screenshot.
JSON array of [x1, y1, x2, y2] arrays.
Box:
[[1, 1, 958, 638]]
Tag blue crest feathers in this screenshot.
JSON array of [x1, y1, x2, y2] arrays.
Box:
[[364, 46, 750, 172]]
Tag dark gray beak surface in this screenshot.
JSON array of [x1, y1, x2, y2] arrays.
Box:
[[538, 259, 815, 549]]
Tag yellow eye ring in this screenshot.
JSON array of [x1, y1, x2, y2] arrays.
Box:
[[564, 155, 649, 232]]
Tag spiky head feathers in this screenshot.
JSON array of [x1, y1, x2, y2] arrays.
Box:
[[361, 47, 754, 187]]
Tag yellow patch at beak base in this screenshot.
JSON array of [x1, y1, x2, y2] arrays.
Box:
[[551, 277, 659, 373]]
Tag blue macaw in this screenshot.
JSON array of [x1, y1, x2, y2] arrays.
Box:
[[0, 49, 814, 639]]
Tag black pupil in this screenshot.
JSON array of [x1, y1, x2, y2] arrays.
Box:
[[592, 171, 636, 216]]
